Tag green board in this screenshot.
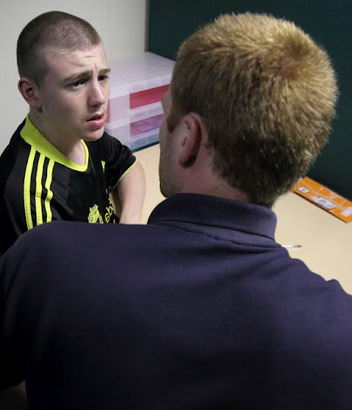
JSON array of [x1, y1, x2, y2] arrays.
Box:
[[149, 0, 352, 199]]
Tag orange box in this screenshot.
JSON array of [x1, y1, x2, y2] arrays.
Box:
[[292, 177, 352, 223]]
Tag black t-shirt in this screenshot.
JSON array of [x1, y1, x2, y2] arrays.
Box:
[[0, 117, 136, 254]]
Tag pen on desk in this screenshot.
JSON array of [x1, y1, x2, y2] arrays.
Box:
[[282, 244, 302, 249]]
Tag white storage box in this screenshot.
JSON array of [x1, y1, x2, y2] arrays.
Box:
[[105, 52, 175, 151]]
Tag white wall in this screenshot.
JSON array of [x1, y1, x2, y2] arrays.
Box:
[[0, 0, 147, 154]]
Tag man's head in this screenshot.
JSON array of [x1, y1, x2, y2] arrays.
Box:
[[17, 10, 102, 86], [161, 13, 337, 206], [17, 11, 110, 144]]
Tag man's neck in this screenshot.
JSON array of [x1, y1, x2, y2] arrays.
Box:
[[179, 168, 249, 203]]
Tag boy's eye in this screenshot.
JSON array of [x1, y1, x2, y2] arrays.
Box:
[[98, 74, 110, 82], [70, 78, 87, 89]]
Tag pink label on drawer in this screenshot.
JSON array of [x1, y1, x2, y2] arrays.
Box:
[[130, 114, 163, 136]]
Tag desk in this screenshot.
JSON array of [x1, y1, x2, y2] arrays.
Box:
[[274, 193, 352, 294], [135, 144, 352, 294]]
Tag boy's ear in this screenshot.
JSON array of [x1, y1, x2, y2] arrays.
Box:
[[18, 78, 42, 109], [178, 113, 203, 168]]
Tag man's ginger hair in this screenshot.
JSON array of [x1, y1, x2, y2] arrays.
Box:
[[17, 11, 102, 85], [170, 13, 338, 207]]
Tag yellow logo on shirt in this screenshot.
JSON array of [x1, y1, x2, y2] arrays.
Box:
[[104, 201, 115, 223], [88, 204, 104, 224]]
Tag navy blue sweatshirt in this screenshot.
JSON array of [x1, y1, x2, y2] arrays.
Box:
[[1, 194, 352, 409]]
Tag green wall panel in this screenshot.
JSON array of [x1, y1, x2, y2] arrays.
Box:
[[149, 0, 352, 199]]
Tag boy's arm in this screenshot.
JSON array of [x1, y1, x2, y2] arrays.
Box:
[[110, 161, 146, 224]]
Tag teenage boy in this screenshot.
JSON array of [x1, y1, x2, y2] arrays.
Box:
[[0, 11, 145, 255]]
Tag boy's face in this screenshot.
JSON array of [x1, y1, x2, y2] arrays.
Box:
[[34, 43, 110, 143]]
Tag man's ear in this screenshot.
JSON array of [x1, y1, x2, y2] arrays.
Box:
[[18, 78, 42, 109], [178, 113, 204, 168]]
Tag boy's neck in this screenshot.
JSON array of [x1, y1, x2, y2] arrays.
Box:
[[29, 112, 86, 165]]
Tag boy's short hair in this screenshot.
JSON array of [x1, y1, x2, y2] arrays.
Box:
[[17, 11, 102, 85], [169, 13, 338, 206]]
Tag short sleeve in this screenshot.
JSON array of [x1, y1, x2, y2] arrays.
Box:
[[92, 133, 136, 189]]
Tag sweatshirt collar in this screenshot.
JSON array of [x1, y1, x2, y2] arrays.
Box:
[[148, 193, 277, 240]]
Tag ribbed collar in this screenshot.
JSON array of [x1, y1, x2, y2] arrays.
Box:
[[20, 116, 89, 171], [148, 193, 277, 240]]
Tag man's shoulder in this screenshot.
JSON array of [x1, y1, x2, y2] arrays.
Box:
[[14, 220, 151, 252], [269, 261, 352, 352]]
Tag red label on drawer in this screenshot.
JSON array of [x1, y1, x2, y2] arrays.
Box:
[[129, 84, 169, 109]]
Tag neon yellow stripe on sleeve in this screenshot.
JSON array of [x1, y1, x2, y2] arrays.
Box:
[[35, 154, 45, 225], [44, 159, 54, 222], [23, 147, 36, 230], [116, 160, 137, 185]]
